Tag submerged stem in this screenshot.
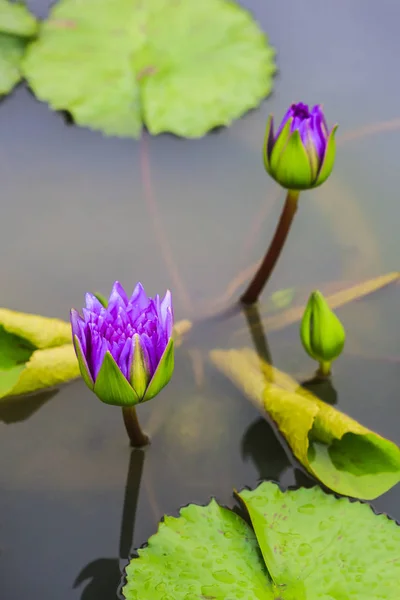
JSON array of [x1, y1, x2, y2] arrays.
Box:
[[240, 189, 300, 305], [119, 448, 146, 560], [122, 406, 149, 448]]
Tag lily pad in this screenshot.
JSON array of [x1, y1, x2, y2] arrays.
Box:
[[0, 325, 35, 396], [0, 308, 80, 399], [0, 0, 37, 96], [0, 0, 38, 37], [22, 0, 276, 138], [122, 482, 400, 599], [210, 347, 400, 500], [0, 34, 28, 95]]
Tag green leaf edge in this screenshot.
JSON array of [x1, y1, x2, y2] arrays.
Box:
[[121, 481, 400, 600], [314, 124, 338, 187]]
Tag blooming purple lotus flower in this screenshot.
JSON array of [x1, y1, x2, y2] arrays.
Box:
[[264, 102, 337, 190], [71, 282, 174, 406]]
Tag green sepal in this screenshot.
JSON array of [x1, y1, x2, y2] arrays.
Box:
[[262, 114, 274, 172], [130, 334, 151, 400], [73, 334, 94, 390], [93, 292, 108, 308], [314, 124, 338, 187], [300, 291, 345, 363], [274, 129, 314, 190], [142, 337, 174, 403], [269, 117, 292, 175], [299, 301, 316, 360], [93, 351, 139, 407]]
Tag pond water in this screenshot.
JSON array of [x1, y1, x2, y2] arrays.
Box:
[[0, 0, 399, 598]]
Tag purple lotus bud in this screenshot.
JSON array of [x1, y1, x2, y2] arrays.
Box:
[[264, 102, 338, 190], [70, 282, 174, 406]]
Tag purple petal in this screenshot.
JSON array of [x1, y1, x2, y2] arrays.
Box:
[[297, 120, 310, 148], [129, 283, 150, 312], [70, 308, 83, 341], [139, 333, 158, 376], [163, 307, 173, 340], [312, 114, 328, 161], [73, 334, 94, 386], [311, 104, 328, 130], [275, 105, 295, 139], [85, 293, 104, 315], [290, 103, 310, 131], [108, 281, 129, 315], [119, 337, 134, 379], [82, 307, 97, 324], [159, 290, 173, 326], [91, 335, 109, 380]]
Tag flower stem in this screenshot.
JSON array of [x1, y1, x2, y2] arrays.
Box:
[[317, 361, 332, 377], [240, 189, 300, 305], [122, 406, 149, 448]]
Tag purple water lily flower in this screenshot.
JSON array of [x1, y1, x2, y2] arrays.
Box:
[[71, 282, 174, 406], [264, 102, 338, 190]]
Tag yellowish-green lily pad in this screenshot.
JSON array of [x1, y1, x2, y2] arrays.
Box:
[[22, 0, 276, 138], [0, 308, 79, 400], [210, 347, 400, 500]]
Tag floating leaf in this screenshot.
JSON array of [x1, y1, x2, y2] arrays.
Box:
[[0, 0, 37, 96], [123, 481, 400, 599], [0, 0, 37, 37], [4, 343, 80, 398], [124, 497, 271, 599], [0, 307, 72, 349], [0, 308, 79, 400], [0, 324, 35, 397], [210, 347, 400, 499], [22, 0, 276, 138], [0, 33, 28, 95], [238, 483, 400, 597]]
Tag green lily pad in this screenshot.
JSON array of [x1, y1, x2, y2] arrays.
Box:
[[0, 0, 38, 37], [0, 0, 37, 97], [210, 348, 400, 500], [123, 482, 400, 599], [0, 308, 79, 400], [0, 33, 27, 95], [22, 0, 276, 138]]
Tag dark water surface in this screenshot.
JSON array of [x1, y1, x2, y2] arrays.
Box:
[[1, 1, 400, 599]]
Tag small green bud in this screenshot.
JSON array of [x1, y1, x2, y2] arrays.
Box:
[[300, 291, 345, 374]]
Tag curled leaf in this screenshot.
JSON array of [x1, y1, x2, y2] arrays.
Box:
[[0, 308, 79, 400], [3, 344, 80, 398], [210, 347, 400, 499], [0, 308, 72, 349]]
